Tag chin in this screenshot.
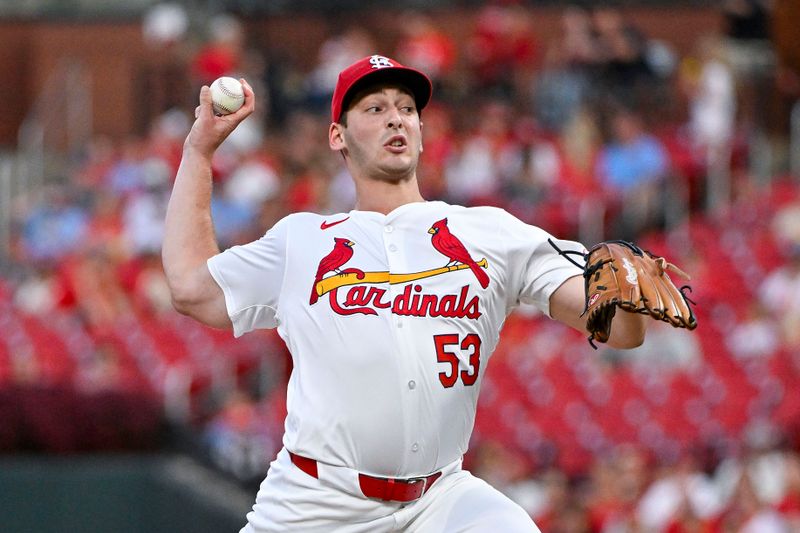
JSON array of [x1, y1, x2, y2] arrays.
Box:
[[377, 164, 416, 182]]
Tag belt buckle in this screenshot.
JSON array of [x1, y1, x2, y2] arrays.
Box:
[[404, 475, 427, 499]]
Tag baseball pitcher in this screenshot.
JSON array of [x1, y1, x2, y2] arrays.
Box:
[[162, 55, 695, 532]]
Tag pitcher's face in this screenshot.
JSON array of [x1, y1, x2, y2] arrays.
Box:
[[330, 85, 423, 183]]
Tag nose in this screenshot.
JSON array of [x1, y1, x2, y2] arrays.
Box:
[[386, 107, 403, 129]]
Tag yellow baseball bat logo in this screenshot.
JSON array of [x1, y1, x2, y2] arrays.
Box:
[[314, 258, 489, 297]]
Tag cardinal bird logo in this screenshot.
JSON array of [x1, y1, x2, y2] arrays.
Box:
[[428, 218, 490, 288], [310, 238, 356, 304]]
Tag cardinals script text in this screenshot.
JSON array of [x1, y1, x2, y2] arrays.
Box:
[[325, 283, 482, 319]]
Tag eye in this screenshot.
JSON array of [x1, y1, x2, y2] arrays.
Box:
[[366, 105, 381, 113], [401, 106, 415, 114]]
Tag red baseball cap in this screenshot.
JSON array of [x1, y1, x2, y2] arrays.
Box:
[[331, 55, 433, 123]]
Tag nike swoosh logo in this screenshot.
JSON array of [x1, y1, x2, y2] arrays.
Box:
[[320, 216, 350, 230]]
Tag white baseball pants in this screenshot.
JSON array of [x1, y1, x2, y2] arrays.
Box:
[[239, 448, 540, 532]]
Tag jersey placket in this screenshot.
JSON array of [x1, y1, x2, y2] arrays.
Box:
[[382, 218, 427, 475]]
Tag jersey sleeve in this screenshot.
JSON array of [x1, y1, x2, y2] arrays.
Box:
[[498, 210, 585, 317], [207, 217, 288, 337]]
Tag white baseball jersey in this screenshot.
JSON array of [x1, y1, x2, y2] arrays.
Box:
[[207, 200, 584, 479]]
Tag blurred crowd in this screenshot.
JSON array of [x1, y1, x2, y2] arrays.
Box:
[[469, 437, 800, 532], [3, 0, 800, 531]]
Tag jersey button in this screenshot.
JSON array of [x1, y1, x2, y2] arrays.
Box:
[[397, 321, 403, 328], [384, 225, 394, 233], [411, 443, 419, 452], [388, 244, 398, 252], [408, 380, 416, 390]]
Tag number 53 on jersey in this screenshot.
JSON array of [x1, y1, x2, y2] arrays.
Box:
[[433, 333, 481, 388]]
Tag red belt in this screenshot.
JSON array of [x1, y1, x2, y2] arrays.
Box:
[[289, 452, 442, 503]]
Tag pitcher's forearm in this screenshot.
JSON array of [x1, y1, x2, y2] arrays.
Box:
[[162, 148, 220, 293], [606, 311, 646, 349]]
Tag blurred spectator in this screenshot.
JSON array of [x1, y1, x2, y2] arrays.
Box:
[[637, 451, 723, 531], [720, 473, 788, 532], [222, 145, 281, 218], [595, 106, 669, 239], [21, 186, 89, 262], [684, 36, 736, 155], [148, 108, 190, 171], [714, 423, 788, 515], [204, 389, 277, 482], [191, 13, 246, 84], [724, 0, 771, 41], [304, 27, 375, 114], [210, 194, 254, 248], [140, 3, 193, 121], [105, 136, 150, 196], [505, 118, 563, 207], [760, 246, 800, 347], [591, 7, 656, 108], [74, 135, 117, 189], [679, 35, 737, 207], [122, 163, 169, 257], [327, 165, 357, 215], [395, 12, 456, 91], [9, 344, 40, 385], [470, 439, 539, 515], [59, 248, 130, 330], [534, 6, 597, 133], [416, 103, 455, 201], [466, 3, 539, 100], [777, 451, 800, 528], [283, 160, 330, 215], [86, 191, 125, 256], [281, 110, 330, 177], [585, 450, 640, 532], [257, 49, 298, 129], [128, 252, 173, 316], [13, 267, 66, 316], [726, 302, 780, 358], [557, 5, 601, 70], [772, 200, 800, 245], [74, 342, 124, 394], [445, 100, 523, 205], [528, 468, 571, 531], [142, 3, 188, 49]]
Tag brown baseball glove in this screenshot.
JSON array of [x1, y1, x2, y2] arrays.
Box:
[[550, 239, 697, 347]]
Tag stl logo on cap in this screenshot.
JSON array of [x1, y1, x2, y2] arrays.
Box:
[[369, 55, 395, 69], [330, 54, 432, 122]]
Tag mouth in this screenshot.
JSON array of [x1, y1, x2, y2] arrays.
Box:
[[384, 135, 408, 153]]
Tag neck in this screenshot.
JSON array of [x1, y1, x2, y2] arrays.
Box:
[[352, 174, 425, 215]]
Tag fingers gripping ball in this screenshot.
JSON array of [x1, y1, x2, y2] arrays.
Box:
[[209, 77, 244, 115], [549, 239, 698, 347]]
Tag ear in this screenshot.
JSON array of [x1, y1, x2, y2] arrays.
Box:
[[419, 120, 424, 153], [329, 122, 347, 153]]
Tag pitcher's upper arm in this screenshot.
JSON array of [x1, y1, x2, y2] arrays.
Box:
[[169, 262, 232, 330]]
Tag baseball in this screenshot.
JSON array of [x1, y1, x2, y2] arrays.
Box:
[[209, 76, 244, 115]]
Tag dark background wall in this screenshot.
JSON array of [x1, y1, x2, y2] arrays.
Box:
[[0, 455, 250, 533]]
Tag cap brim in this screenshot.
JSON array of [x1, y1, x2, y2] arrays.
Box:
[[339, 67, 432, 120]]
